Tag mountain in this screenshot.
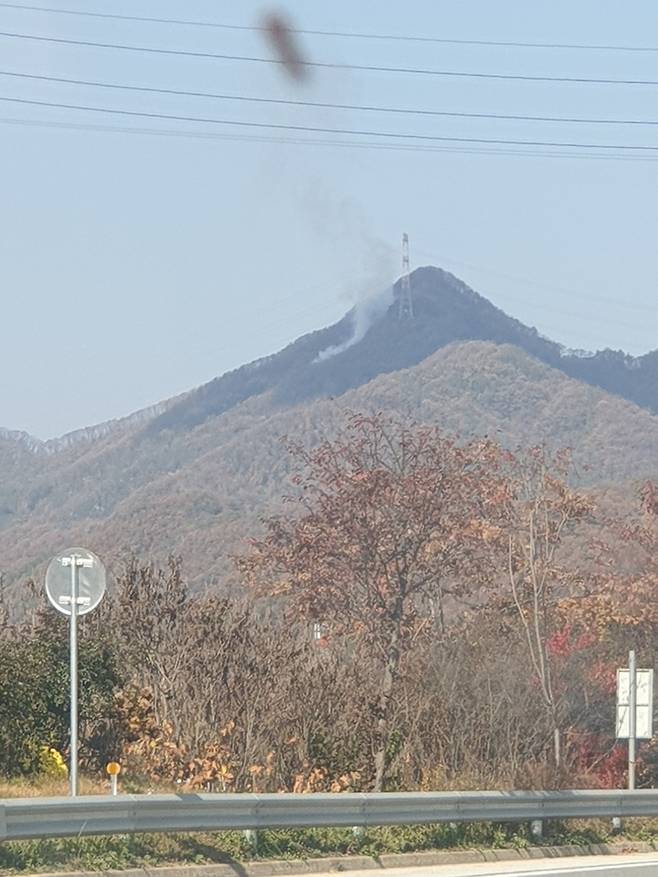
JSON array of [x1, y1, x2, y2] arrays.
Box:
[[0, 266, 655, 591], [145, 267, 657, 435]]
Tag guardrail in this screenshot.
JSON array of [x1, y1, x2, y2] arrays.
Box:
[[2, 790, 658, 842]]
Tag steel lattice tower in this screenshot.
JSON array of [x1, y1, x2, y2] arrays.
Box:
[[398, 233, 414, 319]]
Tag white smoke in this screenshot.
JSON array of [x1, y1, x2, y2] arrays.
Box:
[[274, 174, 399, 363], [315, 284, 394, 362]]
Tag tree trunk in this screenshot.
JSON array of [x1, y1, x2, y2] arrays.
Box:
[[373, 617, 402, 792]]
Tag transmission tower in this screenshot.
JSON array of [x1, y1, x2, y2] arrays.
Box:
[[398, 233, 414, 319]]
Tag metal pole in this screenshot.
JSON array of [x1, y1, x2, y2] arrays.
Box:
[[628, 649, 636, 791], [70, 556, 79, 797]]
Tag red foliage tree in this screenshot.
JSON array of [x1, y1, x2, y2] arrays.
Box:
[[237, 413, 507, 790]]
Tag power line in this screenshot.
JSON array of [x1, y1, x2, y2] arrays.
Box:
[[4, 29, 658, 86], [427, 267, 646, 335], [414, 246, 656, 315], [2, 3, 658, 53], [3, 93, 658, 151], [4, 69, 658, 128], [2, 114, 658, 163]]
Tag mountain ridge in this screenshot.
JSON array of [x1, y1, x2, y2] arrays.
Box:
[[0, 264, 655, 591], [4, 265, 653, 446], [134, 264, 658, 431], [1, 395, 189, 455]]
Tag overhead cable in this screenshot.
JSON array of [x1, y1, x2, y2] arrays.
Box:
[[4, 30, 658, 86], [3, 69, 658, 127], [1, 3, 658, 53], [414, 246, 656, 315], [2, 114, 658, 162], [3, 94, 658, 151]]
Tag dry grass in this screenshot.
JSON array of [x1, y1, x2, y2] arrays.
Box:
[[0, 777, 110, 798]]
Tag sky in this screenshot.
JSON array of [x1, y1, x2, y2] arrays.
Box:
[[1, 0, 657, 438]]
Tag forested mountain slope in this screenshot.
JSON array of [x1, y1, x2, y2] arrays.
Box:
[[0, 337, 655, 590]]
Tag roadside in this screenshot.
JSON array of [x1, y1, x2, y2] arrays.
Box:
[[1, 826, 656, 876], [1, 842, 657, 877], [1, 782, 656, 876]]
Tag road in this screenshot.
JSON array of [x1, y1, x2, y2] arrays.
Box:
[[308, 853, 658, 877]]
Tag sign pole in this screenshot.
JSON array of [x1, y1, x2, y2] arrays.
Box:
[[106, 762, 121, 795], [69, 554, 80, 798], [628, 649, 636, 791], [45, 548, 107, 798]]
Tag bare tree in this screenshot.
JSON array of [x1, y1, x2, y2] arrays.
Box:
[[503, 447, 593, 771]]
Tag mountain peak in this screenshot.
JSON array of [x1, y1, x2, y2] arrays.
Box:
[[145, 264, 655, 435]]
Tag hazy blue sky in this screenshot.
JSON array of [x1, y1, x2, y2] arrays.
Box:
[[1, 0, 657, 438]]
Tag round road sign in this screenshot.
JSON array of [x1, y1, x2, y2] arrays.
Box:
[[45, 547, 106, 616]]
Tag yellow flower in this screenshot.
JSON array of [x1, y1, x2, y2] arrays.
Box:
[[39, 746, 68, 777]]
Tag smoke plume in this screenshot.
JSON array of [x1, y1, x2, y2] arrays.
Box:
[[315, 284, 394, 362]]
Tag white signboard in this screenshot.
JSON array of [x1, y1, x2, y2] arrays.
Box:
[[616, 668, 654, 740]]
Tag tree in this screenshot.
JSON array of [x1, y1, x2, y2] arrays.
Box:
[[237, 413, 507, 790], [0, 622, 121, 777], [556, 480, 658, 787], [99, 556, 189, 735], [559, 479, 658, 658], [501, 447, 593, 773]]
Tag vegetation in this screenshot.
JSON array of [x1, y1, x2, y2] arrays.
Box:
[[0, 415, 655, 798], [0, 618, 120, 777], [2, 820, 657, 874], [238, 416, 508, 789], [0, 414, 657, 874]]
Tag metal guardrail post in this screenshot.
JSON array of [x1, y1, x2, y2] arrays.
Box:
[[530, 819, 543, 839], [243, 829, 259, 852]]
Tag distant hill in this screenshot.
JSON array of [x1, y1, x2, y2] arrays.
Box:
[[0, 266, 655, 590]]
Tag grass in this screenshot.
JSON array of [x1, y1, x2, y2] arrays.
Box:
[[2, 822, 657, 875], [0, 825, 546, 874], [0, 778, 107, 799]]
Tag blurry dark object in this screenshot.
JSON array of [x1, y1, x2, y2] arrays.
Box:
[[261, 10, 309, 82]]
